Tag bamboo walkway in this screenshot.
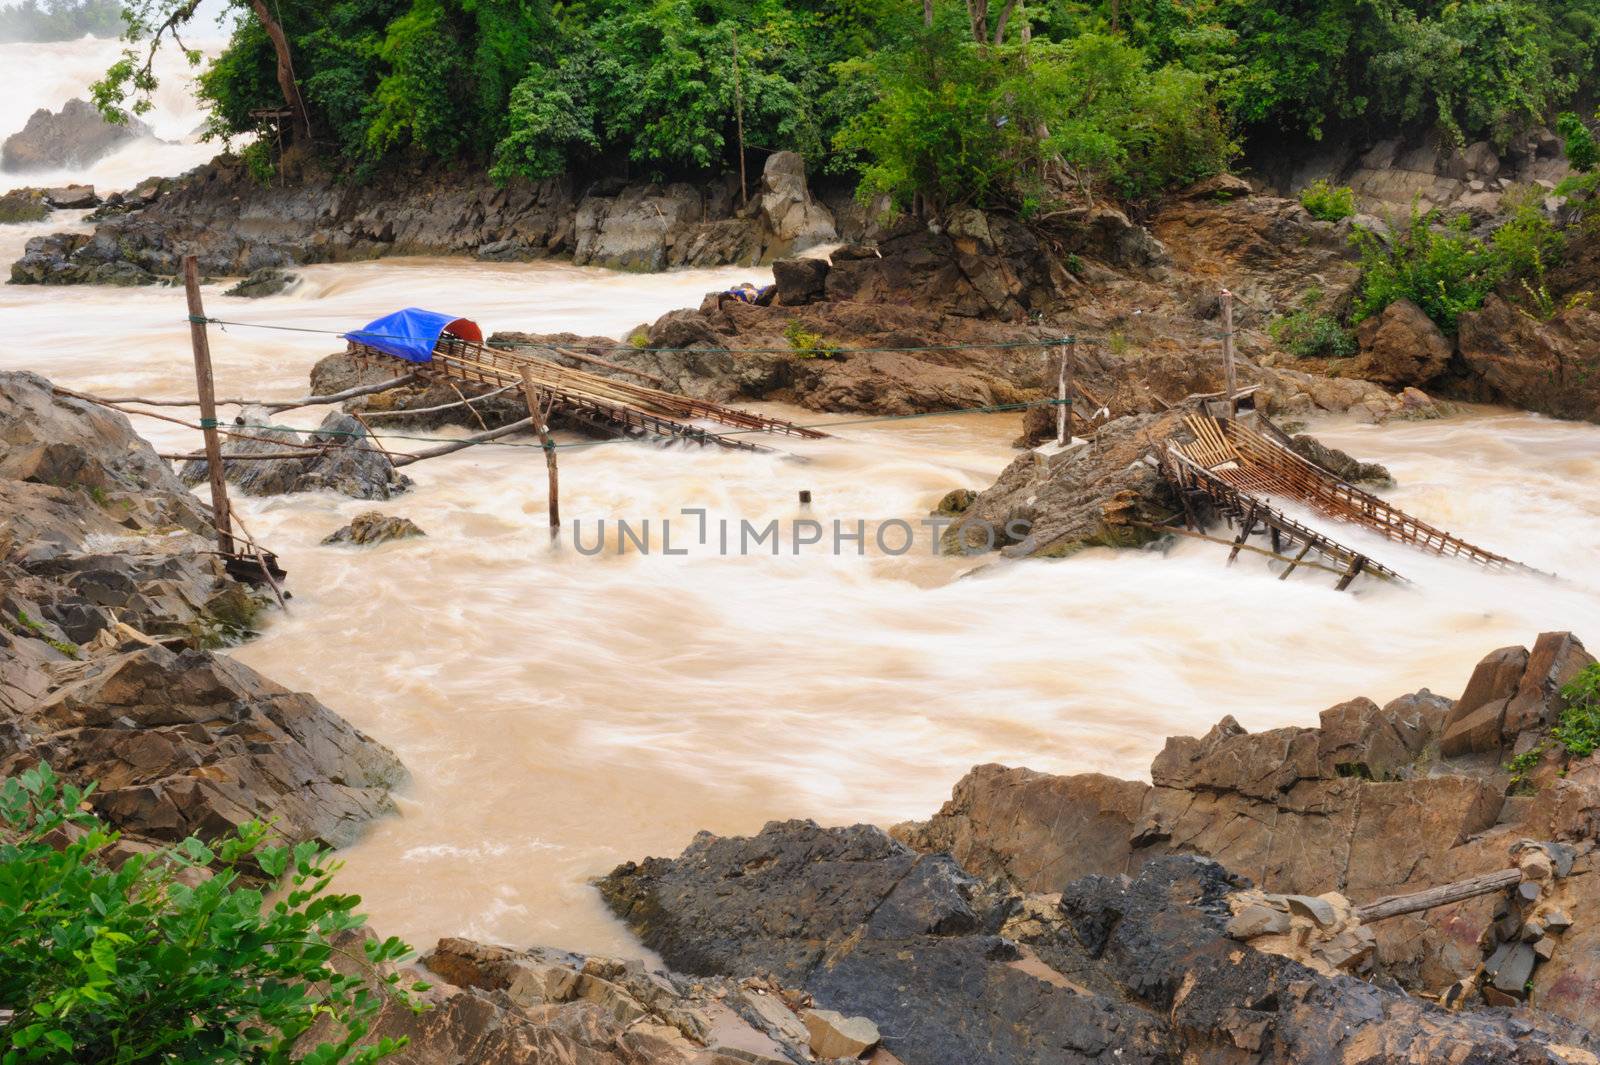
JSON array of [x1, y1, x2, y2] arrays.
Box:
[[348, 334, 827, 453], [1160, 414, 1539, 587]]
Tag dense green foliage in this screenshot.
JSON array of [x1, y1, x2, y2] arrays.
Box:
[[1350, 195, 1563, 331], [1558, 110, 1599, 173], [0, 762, 423, 1065], [0, 0, 119, 42], [96, 0, 1600, 208], [1270, 309, 1356, 358], [1299, 180, 1356, 223]]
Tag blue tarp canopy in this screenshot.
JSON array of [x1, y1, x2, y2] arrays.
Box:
[[344, 308, 484, 363]]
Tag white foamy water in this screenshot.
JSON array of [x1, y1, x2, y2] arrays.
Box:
[[1, 34, 226, 193], [6, 38, 1600, 959]]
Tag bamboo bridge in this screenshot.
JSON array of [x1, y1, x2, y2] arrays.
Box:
[[1157, 414, 1540, 589]]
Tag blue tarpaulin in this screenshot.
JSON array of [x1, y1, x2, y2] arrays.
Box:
[[344, 308, 484, 363]]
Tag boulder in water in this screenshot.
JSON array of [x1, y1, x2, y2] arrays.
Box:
[[322, 512, 426, 546], [223, 266, 300, 298], [1, 99, 151, 174], [0, 188, 49, 223], [44, 184, 97, 209], [180, 408, 412, 500]]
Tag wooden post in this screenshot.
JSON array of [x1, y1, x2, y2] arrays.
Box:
[[732, 29, 748, 209], [1220, 288, 1237, 419], [183, 255, 233, 555], [1058, 337, 1074, 447], [521, 369, 560, 543]]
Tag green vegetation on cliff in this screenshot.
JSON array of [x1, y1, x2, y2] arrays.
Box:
[[0, 0, 120, 42], [91, 0, 1600, 209]]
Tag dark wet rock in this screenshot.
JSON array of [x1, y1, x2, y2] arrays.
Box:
[[601, 822, 1594, 1065], [771, 256, 829, 305], [1, 99, 151, 173], [223, 266, 299, 298], [0, 187, 49, 223], [44, 184, 98, 209], [322, 512, 426, 546], [181, 408, 411, 499], [9, 149, 840, 284], [1288, 433, 1395, 487]]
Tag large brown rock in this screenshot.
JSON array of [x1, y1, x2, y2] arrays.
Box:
[[1349, 299, 1454, 388], [18, 645, 404, 847], [1457, 294, 1600, 422]]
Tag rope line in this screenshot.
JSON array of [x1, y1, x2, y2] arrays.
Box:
[[188, 315, 1095, 354]]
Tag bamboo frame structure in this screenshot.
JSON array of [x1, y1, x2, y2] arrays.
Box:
[[1176, 415, 1535, 573], [347, 333, 827, 453]]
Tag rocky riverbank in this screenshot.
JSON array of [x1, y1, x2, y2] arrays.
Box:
[[7, 148, 847, 284], [0, 370, 403, 850], [598, 636, 1600, 1064]]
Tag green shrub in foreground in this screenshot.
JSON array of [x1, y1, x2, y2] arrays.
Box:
[[0, 762, 424, 1065], [1269, 311, 1356, 358]]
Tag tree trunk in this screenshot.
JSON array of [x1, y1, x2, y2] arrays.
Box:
[[923, 0, 933, 28], [966, 0, 989, 43], [247, 0, 312, 143], [993, 0, 1019, 43]]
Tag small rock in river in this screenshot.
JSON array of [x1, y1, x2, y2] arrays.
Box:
[[322, 512, 426, 546]]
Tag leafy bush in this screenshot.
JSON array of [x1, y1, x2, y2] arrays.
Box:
[[0, 762, 423, 1065], [1554, 662, 1600, 758], [1351, 207, 1499, 332], [1299, 179, 1356, 222], [1558, 110, 1599, 173], [1269, 311, 1355, 358], [783, 320, 839, 358]]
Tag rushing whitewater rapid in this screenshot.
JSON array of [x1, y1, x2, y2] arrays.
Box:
[[6, 38, 1600, 958]]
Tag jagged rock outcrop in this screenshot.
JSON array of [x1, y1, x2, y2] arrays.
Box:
[[0, 187, 49, 223], [893, 634, 1600, 1023], [322, 512, 426, 546], [599, 821, 1597, 1065], [1, 98, 151, 173], [0, 370, 405, 853], [333, 936, 876, 1065], [180, 408, 411, 499], [1456, 295, 1600, 423], [7, 150, 847, 284]]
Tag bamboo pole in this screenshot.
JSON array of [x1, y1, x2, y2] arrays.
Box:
[[521, 368, 561, 543], [184, 256, 234, 556], [388, 417, 537, 468]]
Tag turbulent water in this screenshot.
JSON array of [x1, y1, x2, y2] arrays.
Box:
[[7, 42, 1600, 958]]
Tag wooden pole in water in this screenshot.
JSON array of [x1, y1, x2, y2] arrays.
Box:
[[732, 28, 748, 209], [183, 255, 234, 555], [521, 368, 560, 543], [1220, 288, 1237, 419]]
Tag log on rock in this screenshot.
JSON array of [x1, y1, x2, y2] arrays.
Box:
[[1355, 868, 1523, 924]]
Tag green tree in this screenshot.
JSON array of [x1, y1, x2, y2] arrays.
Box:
[[0, 762, 424, 1065]]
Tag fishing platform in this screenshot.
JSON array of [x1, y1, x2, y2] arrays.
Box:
[[343, 308, 825, 453]]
